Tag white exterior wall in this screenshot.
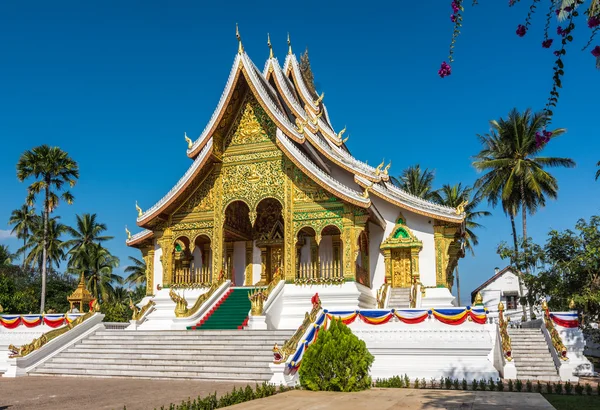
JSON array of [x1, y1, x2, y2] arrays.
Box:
[[153, 240, 163, 292], [478, 269, 532, 320], [370, 196, 437, 287], [369, 221, 385, 290]]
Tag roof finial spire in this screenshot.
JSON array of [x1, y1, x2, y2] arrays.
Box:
[[184, 132, 192, 149], [236, 23, 244, 54], [267, 33, 273, 59], [287, 32, 292, 55]]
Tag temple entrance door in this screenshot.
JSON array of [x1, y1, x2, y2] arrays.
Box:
[[391, 248, 412, 288], [223, 201, 253, 285], [254, 198, 284, 285]]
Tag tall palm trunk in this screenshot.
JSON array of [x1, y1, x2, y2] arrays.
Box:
[[22, 230, 27, 271], [455, 266, 461, 307], [510, 213, 528, 319], [40, 184, 50, 314], [519, 179, 534, 319]]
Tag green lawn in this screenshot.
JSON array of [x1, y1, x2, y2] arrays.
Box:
[[543, 394, 600, 410]]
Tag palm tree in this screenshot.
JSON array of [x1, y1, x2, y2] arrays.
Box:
[[8, 204, 36, 270], [474, 108, 575, 318], [17, 145, 79, 313], [124, 256, 147, 287], [432, 183, 491, 305], [69, 244, 120, 303], [18, 215, 68, 272], [395, 164, 438, 200], [596, 161, 600, 181], [65, 213, 113, 268], [0, 245, 15, 266]]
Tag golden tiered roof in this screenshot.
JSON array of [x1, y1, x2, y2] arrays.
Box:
[[68, 274, 93, 312]]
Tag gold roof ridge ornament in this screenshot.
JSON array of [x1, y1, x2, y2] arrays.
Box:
[[311, 110, 323, 125], [184, 132, 192, 149], [455, 200, 469, 215], [474, 292, 483, 305], [383, 161, 392, 175], [125, 225, 131, 241], [313, 92, 324, 106], [135, 201, 143, 218], [375, 160, 385, 176], [361, 183, 371, 199], [236, 23, 244, 54], [287, 32, 292, 55], [337, 125, 347, 141], [267, 33, 273, 59], [295, 117, 307, 134]]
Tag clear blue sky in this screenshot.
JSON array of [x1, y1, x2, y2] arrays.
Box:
[[1, 1, 598, 304]]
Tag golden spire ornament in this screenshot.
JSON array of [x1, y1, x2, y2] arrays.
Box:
[[267, 33, 273, 59], [125, 226, 131, 241], [184, 132, 192, 149], [236, 23, 244, 54], [313, 92, 324, 106], [135, 201, 143, 218], [337, 125, 346, 140], [383, 161, 392, 175], [569, 298, 576, 310], [287, 32, 292, 55], [375, 159, 385, 175]]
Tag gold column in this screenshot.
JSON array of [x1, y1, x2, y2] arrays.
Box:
[[212, 166, 224, 283], [383, 248, 392, 285], [283, 162, 295, 282], [245, 240, 253, 286], [146, 248, 155, 296], [160, 229, 173, 287], [259, 247, 268, 285], [342, 208, 356, 281], [310, 236, 319, 278], [434, 223, 461, 288], [410, 246, 420, 283]]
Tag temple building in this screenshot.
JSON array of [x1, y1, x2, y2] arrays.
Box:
[[126, 32, 467, 324]]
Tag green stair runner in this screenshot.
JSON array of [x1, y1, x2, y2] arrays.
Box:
[[190, 288, 255, 330]]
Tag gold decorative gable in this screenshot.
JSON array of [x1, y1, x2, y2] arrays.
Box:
[[380, 212, 423, 250]]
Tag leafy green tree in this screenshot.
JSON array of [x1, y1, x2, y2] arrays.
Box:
[[65, 213, 112, 265], [8, 204, 36, 269], [124, 256, 146, 287], [18, 215, 68, 272], [432, 183, 490, 304], [17, 145, 79, 313], [69, 244, 120, 303], [0, 245, 14, 266], [299, 318, 374, 392], [395, 164, 438, 201]]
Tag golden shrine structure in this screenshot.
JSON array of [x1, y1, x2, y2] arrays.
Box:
[[126, 31, 466, 330]]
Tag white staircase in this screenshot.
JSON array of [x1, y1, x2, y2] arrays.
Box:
[[509, 328, 560, 381], [387, 288, 411, 308], [29, 329, 293, 381]]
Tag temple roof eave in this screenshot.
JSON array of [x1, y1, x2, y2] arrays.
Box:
[[354, 175, 465, 223], [126, 229, 154, 248]]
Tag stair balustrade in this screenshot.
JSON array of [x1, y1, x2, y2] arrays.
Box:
[[498, 301, 513, 362], [295, 260, 343, 284], [542, 300, 568, 360]]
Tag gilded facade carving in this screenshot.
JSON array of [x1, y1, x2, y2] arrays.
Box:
[[433, 223, 462, 289], [380, 213, 423, 288]]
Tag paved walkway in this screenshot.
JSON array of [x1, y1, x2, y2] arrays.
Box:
[[0, 376, 248, 410], [0, 377, 557, 410], [231, 389, 556, 410]]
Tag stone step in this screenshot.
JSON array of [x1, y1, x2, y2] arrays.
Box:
[[77, 341, 278, 349], [81, 338, 283, 346], [29, 368, 271, 381], [66, 347, 272, 355], [37, 362, 271, 373], [55, 352, 272, 360], [515, 375, 561, 382], [513, 369, 557, 376], [94, 330, 293, 337], [48, 357, 269, 366], [510, 344, 550, 348], [86, 335, 289, 342], [514, 356, 556, 362], [514, 364, 557, 370]]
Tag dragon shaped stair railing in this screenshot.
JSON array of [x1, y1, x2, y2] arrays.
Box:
[[129, 298, 156, 322], [542, 300, 568, 360], [497, 301, 513, 362], [248, 268, 283, 316], [169, 271, 228, 318], [8, 301, 101, 358]]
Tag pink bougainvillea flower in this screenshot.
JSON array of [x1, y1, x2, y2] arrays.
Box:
[[438, 61, 452, 78], [516, 24, 527, 37], [451, 1, 459, 13], [557, 26, 567, 37], [592, 46, 600, 57], [589, 16, 600, 29], [451, 14, 456, 23], [553, 50, 561, 56], [542, 39, 554, 48]]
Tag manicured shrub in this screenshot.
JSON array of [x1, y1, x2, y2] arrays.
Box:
[[546, 381, 552, 394], [439, 377, 445, 389], [526, 380, 533, 392], [404, 374, 410, 388], [377, 376, 403, 388], [497, 379, 504, 392], [414, 378, 420, 389], [453, 379, 459, 390], [488, 378, 496, 392], [430, 378, 437, 388], [462, 379, 468, 390], [515, 379, 523, 392], [585, 383, 592, 395], [421, 378, 427, 389], [554, 382, 563, 394], [479, 379, 487, 391], [536, 381, 542, 393], [299, 318, 374, 392], [508, 379, 514, 392], [472, 379, 479, 391], [575, 383, 584, 395], [445, 377, 452, 390], [564, 381, 573, 395]]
